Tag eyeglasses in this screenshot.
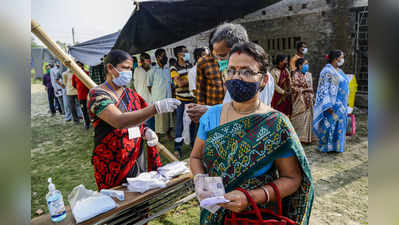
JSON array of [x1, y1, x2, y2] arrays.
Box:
[[224, 68, 263, 81]]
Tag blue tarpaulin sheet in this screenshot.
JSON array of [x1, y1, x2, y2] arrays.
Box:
[[69, 31, 120, 66]]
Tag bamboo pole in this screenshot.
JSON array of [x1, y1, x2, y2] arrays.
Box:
[[31, 19, 97, 89], [157, 143, 179, 162], [31, 19, 178, 162]]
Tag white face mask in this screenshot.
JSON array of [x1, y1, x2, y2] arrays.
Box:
[[302, 48, 308, 54], [337, 58, 344, 67]]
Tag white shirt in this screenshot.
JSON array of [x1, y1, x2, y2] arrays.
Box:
[[188, 64, 197, 94], [147, 64, 172, 101], [223, 72, 275, 106], [133, 67, 152, 104], [62, 69, 77, 96]]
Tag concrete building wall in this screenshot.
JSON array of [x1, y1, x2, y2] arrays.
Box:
[[159, 0, 368, 106]]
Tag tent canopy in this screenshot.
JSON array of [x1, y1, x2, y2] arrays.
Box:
[[113, 0, 280, 54], [68, 0, 280, 65], [69, 31, 120, 66]]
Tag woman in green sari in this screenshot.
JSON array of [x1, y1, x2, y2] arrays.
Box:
[[189, 42, 314, 225]]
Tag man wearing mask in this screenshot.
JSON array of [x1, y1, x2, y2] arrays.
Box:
[[43, 65, 60, 116], [134, 53, 154, 130], [290, 41, 307, 71], [188, 23, 276, 123], [62, 67, 83, 124], [188, 23, 251, 123], [50, 63, 64, 114], [172, 45, 195, 158], [147, 49, 173, 139]]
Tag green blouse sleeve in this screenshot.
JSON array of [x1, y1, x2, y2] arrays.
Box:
[[88, 88, 114, 116]]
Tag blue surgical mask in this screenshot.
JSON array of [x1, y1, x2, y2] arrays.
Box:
[[301, 64, 309, 74], [225, 79, 260, 102], [112, 66, 132, 87], [183, 53, 190, 62], [218, 59, 228, 72]]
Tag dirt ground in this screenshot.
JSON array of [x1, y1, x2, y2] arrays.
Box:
[[31, 83, 368, 224]]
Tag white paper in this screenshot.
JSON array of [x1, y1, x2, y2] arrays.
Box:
[[196, 176, 227, 214], [128, 127, 141, 139], [200, 196, 230, 207]]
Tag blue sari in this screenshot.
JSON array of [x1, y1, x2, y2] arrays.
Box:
[[313, 64, 349, 152]]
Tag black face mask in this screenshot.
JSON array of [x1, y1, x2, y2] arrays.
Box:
[[160, 55, 168, 65], [225, 79, 261, 102]]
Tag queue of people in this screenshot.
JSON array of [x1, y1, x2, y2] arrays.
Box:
[[40, 21, 354, 225], [43, 63, 84, 121]]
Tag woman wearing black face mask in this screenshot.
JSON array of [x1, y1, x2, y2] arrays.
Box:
[[189, 42, 313, 225]]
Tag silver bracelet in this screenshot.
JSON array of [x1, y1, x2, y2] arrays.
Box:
[[260, 186, 270, 203]]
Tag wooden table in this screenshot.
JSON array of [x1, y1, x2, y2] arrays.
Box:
[[32, 173, 194, 225]]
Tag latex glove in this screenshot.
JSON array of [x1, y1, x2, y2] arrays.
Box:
[[194, 174, 212, 201], [144, 128, 158, 147], [154, 98, 181, 114], [186, 104, 208, 123], [219, 190, 249, 213]]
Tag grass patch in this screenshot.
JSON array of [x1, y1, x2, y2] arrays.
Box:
[[31, 112, 195, 222]]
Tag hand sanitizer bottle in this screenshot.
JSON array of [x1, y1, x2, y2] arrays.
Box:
[[46, 177, 66, 222]]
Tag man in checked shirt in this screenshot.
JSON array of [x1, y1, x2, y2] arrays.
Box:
[[187, 23, 249, 123]]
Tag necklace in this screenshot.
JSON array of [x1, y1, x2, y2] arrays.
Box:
[[231, 100, 261, 115]]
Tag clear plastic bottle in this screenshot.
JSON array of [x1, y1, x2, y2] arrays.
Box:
[[46, 177, 66, 222]]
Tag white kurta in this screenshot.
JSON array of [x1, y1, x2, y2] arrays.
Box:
[[188, 64, 197, 93], [147, 65, 172, 101], [133, 67, 152, 104]]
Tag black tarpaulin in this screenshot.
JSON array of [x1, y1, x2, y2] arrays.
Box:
[[113, 0, 280, 54]]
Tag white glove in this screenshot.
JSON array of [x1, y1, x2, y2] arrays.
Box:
[[154, 98, 181, 114], [144, 128, 158, 147]]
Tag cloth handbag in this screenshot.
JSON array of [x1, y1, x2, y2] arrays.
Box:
[[224, 182, 297, 225], [346, 114, 356, 136]]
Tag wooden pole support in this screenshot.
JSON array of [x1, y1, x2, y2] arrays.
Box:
[[31, 19, 97, 89], [157, 143, 179, 162]]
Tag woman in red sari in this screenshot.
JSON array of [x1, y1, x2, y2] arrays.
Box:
[[270, 55, 292, 117], [88, 49, 181, 190]]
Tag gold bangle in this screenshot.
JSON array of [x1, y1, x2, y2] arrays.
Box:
[[260, 186, 270, 203]]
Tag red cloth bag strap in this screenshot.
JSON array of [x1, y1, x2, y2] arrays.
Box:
[[235, 187, 264, 221], [267, 182, 283, 216]]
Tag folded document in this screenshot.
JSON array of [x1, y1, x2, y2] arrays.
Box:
[[200, 196, 230, 207]]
